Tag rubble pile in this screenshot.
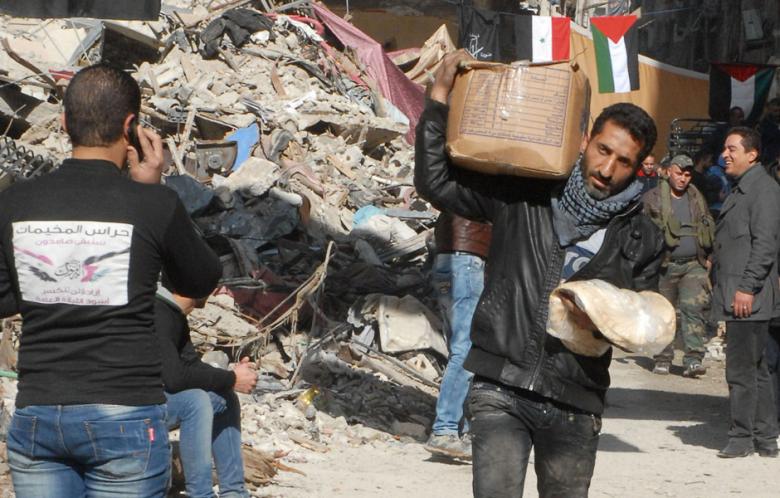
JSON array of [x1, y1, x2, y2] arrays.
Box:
[[0, 0, 455, 491]]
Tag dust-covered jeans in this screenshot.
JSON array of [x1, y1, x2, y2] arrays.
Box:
[[6, 403, 170, 498], [469, 379, 601, 498], [431, 252, 485, 435]]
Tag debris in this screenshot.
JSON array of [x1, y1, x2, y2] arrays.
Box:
[[215, 157, 281, 196], [225, 122, 260, 170], [0, 1, 457, 491], [391, 421, 427, 441]]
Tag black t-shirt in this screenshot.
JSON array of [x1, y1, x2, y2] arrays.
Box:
[[0, 159, 222, 407]]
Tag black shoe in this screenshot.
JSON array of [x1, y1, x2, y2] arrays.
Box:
[[652, 362, 670, 375], [717, 440, 754, 458], [756, 443, 779, 458], [682, 362, 707, 378]]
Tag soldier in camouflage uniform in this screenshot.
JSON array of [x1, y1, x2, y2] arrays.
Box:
[[643, 155, 715, 377]]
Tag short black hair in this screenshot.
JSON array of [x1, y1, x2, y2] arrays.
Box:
[[64, 64, 140, 147], [726, 126, 761, 155], [590, 103, 657, 166]]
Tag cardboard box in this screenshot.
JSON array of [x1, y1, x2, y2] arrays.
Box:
[[446, 60, 591, 179]]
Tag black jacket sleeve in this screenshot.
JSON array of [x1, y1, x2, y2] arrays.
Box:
[[156, 299, 235, 394], [160, 198, 222, 298], [631, 216, 665, 292], [414, 98, 513, 223]]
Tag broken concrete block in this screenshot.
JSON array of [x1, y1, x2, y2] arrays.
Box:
[[220, 157, 280, 197], [391, 421, 427, 441]]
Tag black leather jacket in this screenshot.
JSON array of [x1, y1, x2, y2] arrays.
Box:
[[415, 99, 663, 414]]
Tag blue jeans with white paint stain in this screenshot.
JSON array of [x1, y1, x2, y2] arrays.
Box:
[[431, 252, 485, 436]]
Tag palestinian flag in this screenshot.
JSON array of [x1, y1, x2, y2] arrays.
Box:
[[515, 16, 571, 63], [590, 16, 639, 93], [709, 64, 774, 124]]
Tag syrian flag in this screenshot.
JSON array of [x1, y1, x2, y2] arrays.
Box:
[[515, 16, 571, 62], [708, 64, 774, 124], [590, 16, 639, 93]]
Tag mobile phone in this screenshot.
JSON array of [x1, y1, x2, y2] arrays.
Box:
[[127, 116, 144, 162]]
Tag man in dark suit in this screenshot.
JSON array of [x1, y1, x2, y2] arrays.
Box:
[[711, 126, 780, 458]]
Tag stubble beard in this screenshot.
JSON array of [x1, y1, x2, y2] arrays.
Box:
[[581, 157, 611, 200]]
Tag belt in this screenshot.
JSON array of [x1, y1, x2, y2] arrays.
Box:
[[669, 256, 698, 263]]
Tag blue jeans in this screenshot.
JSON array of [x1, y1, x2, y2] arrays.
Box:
[[7, 404, 170, 498], [432, 252, 485, 436], [165, 389, 247, 498], [469, 379, 601, 498]]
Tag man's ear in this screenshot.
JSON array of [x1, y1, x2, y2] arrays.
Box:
[[60, 113, 67, 134], [580, 132, 590, 154], [747, 148, 759, 164], [122, 113, 136, 142]]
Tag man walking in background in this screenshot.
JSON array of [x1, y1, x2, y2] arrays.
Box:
[[424, 212, 490, 461], [643, 154, 715, 377]]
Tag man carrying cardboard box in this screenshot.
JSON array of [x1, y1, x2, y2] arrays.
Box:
[[414, 50, 663, 498]]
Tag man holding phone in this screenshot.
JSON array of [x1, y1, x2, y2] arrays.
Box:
[[0, 63, 222, 497]]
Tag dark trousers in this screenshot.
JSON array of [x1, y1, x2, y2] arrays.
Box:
[[725, 321, 779, 444], [767, 323, 780, 417], [469, 379, 600, 498]]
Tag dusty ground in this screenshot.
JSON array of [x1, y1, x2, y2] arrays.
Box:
[[260, 351, 779, 498]]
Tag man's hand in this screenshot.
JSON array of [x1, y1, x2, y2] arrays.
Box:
[[430, 49, 474, 105], [127, 124, 165, 184], [232, 356, 257, 394], [732, 290, 754, 318]]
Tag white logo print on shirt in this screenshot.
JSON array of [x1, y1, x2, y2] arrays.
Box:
[[12, 221, 133, 306]]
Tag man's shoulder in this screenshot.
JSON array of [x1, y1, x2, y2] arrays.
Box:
[[640, 185, 662, 209], [642, 184, 661, 200], [746, 165, 780, 196], [154, 297, 187, 339]]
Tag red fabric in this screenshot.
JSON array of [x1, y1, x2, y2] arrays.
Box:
[[715, 63, 759, 83], [589, 15, 637, 44], [312, 3, 425, 144], [551, 17, 571, 61]]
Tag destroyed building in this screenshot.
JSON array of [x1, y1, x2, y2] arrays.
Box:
[[0, 0, 462, 494]]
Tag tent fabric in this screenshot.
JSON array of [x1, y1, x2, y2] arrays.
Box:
[[312, 3, 424, 144], [0, 0, 161, 20]]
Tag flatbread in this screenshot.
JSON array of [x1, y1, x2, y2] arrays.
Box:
[[547, 279, 676, 357]]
